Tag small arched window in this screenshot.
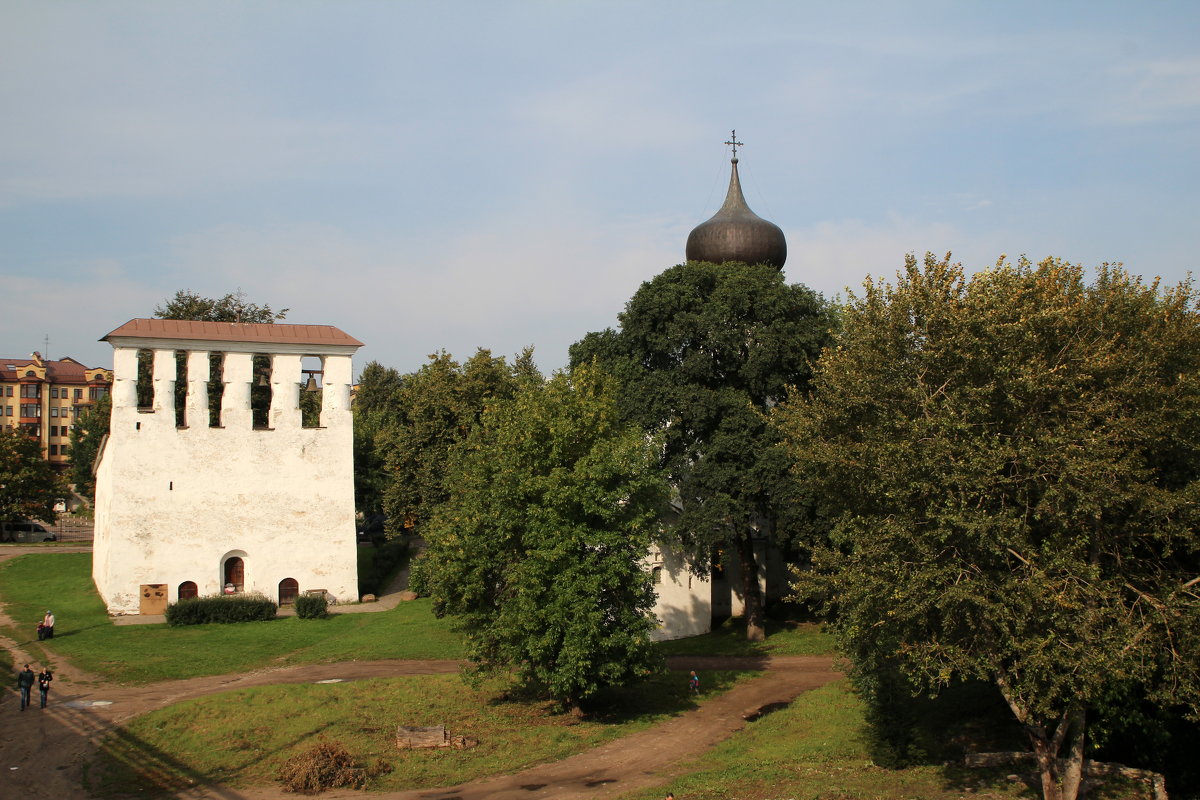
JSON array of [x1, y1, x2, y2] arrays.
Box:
[[224, 557, 244, 592], [652, 566, 663, 585], [178, 581, 198, 600]]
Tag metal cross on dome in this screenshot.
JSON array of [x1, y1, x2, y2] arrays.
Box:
[[725, 130, 743, 158]]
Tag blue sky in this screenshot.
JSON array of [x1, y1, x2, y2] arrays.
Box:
[[3, 1, 1198, 375]]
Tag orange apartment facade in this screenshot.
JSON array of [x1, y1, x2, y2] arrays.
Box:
[[1, 352, 112, 470]]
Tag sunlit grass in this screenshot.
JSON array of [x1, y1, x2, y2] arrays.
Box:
[[0, 553, 462, 685], [90, 670, 748, 797]]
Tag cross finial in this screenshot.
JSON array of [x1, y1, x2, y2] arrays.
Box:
[[725, 130, 743, 160]]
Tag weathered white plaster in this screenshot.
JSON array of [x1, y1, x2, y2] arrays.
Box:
[[647, 543, 712, 641], [93, 332, 362, 615]]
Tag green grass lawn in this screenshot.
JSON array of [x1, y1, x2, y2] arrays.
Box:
[[657, 615, 836, 657], [615, 679, 1162, 800], [88, 670, 748, 798], [1, 552, 833, 684], [0, 553, 463, 684]]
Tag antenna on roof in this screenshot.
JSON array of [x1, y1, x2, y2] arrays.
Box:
[[44, 334, 50, 361]]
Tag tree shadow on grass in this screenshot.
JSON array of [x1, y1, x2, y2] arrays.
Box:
[[90, 720, 337, 799]]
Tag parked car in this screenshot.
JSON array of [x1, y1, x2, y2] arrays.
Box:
[[0, 520, 56, 543]]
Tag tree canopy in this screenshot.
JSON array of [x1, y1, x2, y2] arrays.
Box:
[[377, 349, 526, 536], [154, 289, 288, 324], [414, 363, 668, 711], [68, 393, 110, 501], [0, 428, 63, 524], [352, 361, 404, 517], [780, 254, 1200, 800], [571, 261, 834, 640]]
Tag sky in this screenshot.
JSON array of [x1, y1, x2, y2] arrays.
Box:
[[3, 1, 1199, 376]]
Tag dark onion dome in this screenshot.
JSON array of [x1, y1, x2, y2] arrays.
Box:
[[685, 156, 787, 269]]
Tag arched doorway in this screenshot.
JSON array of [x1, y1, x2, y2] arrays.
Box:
[[224, 556, 245, 592], [178, 581, 198, 600], [279, 578, 299, 605]]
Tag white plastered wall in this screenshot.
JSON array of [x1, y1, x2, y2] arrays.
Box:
[[647, 543, 712, 641], [93, 341, 359, 615]]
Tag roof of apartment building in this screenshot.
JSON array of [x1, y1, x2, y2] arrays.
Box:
[[1, 354, 109, 383]]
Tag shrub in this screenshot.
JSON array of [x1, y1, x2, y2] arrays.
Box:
[[165, 593, 278, 626], [276, 740, 366, 794], [294, 592, 328, 620]]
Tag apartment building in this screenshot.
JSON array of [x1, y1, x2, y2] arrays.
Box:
[[1, 351, 112, 469]]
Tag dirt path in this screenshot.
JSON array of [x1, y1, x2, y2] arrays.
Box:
[[1, 548, 843, 800]]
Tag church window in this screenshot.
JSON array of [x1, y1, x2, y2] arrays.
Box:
[[300, 356, 323, 428], [136, 349, 154, 411], [175, 351, 188, 428], [223, 556, 245, 592], [178, 581, 198, 601], [208, 353, 225, 427], [251, 355, 272, 429]]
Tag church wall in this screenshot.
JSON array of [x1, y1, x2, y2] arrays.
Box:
[[648, 543, 712, 641], [93, 342, 358, 615]]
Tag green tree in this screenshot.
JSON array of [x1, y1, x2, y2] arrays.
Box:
[[378, 349, 523, 536], [68, 393, 111, 501], [0, 429, 63, 524], [352, 361, 404, 517], [571, 261, 834, 641], [416, 363, 668, 711], [154, 289, 288, 323], [781, 254, 1200, 800]]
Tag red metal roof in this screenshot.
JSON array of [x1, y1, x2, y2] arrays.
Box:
[[101, 319, 363, 347]]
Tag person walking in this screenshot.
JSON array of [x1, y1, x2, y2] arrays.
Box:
[[37, 666, 53, 709], [16, 664, 35, 711], [42, 609, 55, 639], [688, 670, 700, 696]]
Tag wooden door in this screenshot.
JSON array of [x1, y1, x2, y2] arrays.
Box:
[[140, 584, 168, 615], [278, 578, 299, 605], [224, 557, 244, 592]]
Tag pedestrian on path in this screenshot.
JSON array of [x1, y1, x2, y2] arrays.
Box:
[[689, 670, 700, 696], [42, 609, 55, 639], [38, 667, 53, 709], [16, 664, 35, 710]]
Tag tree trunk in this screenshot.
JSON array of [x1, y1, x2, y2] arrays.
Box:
[[1060, 708, 1086, 800], [1031, 734, 1063, 800], [737, 534, 765, 642]]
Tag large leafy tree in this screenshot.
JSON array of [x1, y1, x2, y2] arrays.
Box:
[[154, 289, 288, 324], [571, 261, 833, 640], [1, 428, 63, 524], [377, 349, 524, 536], [781, 254, 1200, 800], [68, 393, 111, 501], [416, 363, 668, 711], [352, 361, 404, 517]]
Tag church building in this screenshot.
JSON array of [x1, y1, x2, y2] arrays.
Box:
[[647, 132, 792, 640], [91, 319, 362, 615]]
